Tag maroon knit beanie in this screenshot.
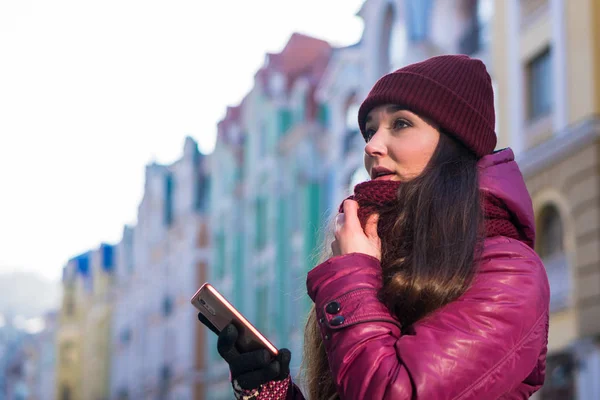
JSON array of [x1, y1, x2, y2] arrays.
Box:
[[358, 55, 497, 158]]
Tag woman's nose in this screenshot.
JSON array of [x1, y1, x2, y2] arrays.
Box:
[[364, 130, 387, 157]]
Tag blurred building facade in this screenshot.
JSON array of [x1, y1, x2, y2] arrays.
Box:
[[1, 336, 34, 400], [81, 244, 115, 400], [207, 33, 333, 397], [31, 312, 58, 400], [494, 1, 600, 399], [55, 253, 89, 400], [56, 245, 115, 400], [43, 0, 600, 398], [109, 137, 211, 400]]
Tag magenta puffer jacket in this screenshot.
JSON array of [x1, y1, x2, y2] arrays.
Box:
[[282, 149, 550, 400]]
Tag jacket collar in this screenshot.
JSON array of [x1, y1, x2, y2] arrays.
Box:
[[478, 148, 536, 248]]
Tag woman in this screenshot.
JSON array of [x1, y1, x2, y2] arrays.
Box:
[[199, 55, 550, 399]]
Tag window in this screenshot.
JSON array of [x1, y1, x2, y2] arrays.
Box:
[[215, 232, 226, 279], [233, 233, 245, 305], [255, 197, 267, 250], [304, 182, 322, 266], [159, 364, 172, 395], [120, 327, 131, 345], [538, 205, 563, 258], [278, 108, 293, 137], [256, 286, 268, 332], [317, 104, 329, 126], [164, 173, 174, 226], [343, 95, 361, 155], [527, 47, 553, 121], [162, 296, 173, 317], [76, 253, 90, 276], [537, 204, 568, 312], [195, 174, 209, 212], [61, 386, 71, 400], [117, 389, 129, 400], [101, 244, 114, 271]]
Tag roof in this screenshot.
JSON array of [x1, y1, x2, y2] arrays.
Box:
[[217, 33, 333, 146]]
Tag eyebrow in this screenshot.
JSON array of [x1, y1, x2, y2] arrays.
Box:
[[365, 105, 406, 124]]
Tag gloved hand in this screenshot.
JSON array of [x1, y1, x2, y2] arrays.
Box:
[[198, 313, 292, 390]]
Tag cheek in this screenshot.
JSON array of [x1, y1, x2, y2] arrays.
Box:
[[391, 132, 439, 175]]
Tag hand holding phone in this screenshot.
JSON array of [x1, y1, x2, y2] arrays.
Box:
[[192, 283, 292, 390], [191, 283, 278, 355]]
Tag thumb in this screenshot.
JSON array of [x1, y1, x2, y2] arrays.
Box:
[[364, 213, 379, 239]]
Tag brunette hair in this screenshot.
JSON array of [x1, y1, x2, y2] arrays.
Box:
[[300, 131, 483, 400]]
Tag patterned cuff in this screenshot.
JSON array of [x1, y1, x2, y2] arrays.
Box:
[[233, 376, 291, 400]]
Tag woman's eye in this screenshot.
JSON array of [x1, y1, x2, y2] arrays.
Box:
[[365, 129, 376, 141], [393, 119, 409, 130]]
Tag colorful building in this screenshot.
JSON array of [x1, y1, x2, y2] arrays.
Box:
[[81, 244, 114, 400], [493, 0, 600, 398], [109, 137, 211, 400], [55, 253, 90, 400], [207, 33, 333, 397]]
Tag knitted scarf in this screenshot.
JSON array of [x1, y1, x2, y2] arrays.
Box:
[[339, 180, 533, 247]]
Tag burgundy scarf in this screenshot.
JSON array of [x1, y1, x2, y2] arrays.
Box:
[[340, 180, 532, 247]]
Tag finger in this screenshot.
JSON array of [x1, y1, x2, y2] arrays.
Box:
[[236, 360, 281, 390], [276, 348, 291, 380], [342, 200, 361, 229], [364, 213, 380, 239], [197, 313, 220, 336], [217, 323, 240, 363], [229, 349, 272, 378]]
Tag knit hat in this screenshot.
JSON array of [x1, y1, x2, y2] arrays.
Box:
[[358, 55, 497, 158]]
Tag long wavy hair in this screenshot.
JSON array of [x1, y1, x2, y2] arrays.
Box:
[[300, 131, 484, 400]]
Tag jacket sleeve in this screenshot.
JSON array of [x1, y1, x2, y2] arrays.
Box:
[[306, 241, 550, 400]]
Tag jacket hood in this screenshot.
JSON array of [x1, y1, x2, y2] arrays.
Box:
[[478, 148, 536, 248]]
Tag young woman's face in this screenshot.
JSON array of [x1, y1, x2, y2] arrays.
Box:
[[363, 105, 440, 182]]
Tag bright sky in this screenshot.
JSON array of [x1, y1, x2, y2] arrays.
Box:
[[0, 0, 364, 281]]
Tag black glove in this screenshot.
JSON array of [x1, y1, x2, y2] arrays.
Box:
[[198, 313, 292, 390]]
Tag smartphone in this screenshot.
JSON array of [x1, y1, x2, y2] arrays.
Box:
[[191, 283, 278, 356]]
